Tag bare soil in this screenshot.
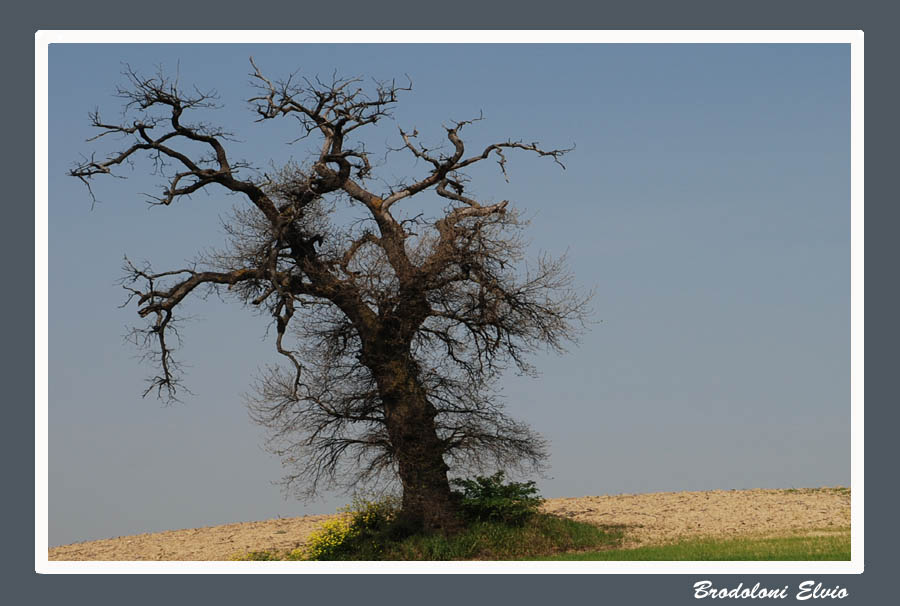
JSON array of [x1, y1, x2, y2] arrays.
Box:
[[48, 487, 849, 561], [540, 487, 850, 548]]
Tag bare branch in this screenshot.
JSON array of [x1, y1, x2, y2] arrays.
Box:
[[74, 63, 589, 523]]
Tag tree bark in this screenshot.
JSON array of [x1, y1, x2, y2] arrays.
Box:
[[372, 354, 459, 533]]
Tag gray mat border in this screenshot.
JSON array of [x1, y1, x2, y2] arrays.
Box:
[[11, 1, 893, 603]]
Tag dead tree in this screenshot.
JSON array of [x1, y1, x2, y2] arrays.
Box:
[[70, 61, 590, 532]]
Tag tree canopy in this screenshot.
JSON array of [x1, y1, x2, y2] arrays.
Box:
[[71, 60, 590, 530]]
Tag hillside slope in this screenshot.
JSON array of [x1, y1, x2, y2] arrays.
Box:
[[48, 487, 849, 561]]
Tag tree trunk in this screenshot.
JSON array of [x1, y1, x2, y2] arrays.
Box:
[[374, 356, 460, 533]]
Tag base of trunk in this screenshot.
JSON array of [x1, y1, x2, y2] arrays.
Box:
[[374, 354, 461, 533], [398, 486, 462, 534]]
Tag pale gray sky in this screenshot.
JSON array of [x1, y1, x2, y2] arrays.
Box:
[[49, 43, 849, 546]]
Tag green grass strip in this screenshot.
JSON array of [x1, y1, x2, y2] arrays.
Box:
[[373, 515, 626, 560], [528, 530, 850, 561]]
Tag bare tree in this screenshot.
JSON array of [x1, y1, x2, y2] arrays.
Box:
[[70, 60, 590, 532]]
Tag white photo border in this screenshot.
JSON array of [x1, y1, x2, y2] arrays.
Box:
[[35, 29, 864, 574]]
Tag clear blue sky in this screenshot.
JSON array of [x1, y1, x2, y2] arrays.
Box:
[[48, 43, 849, 546]]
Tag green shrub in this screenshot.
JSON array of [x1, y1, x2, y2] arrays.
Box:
[[346, 494, 399, 533], [302, 514, 358, 560], [451, 471, 544, 526], [302, 495, 400, 560]]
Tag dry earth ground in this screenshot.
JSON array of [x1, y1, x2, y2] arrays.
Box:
[[48, 487, 849, 561]]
